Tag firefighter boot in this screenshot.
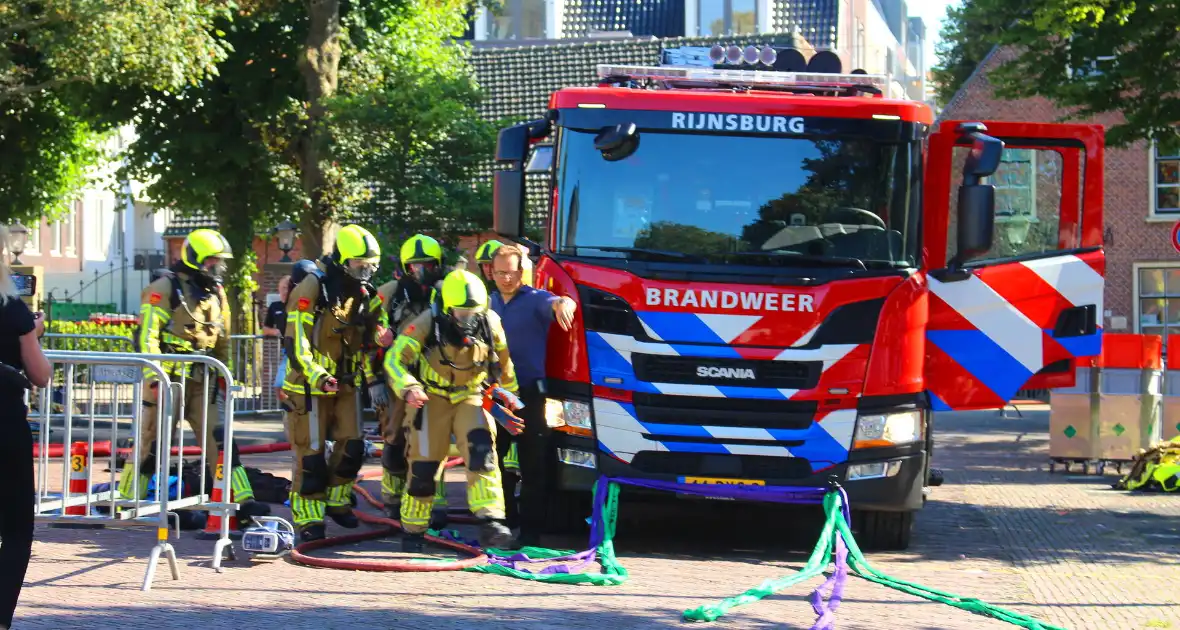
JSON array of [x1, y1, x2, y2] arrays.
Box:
[[429, 508, 448, 531], [326, 507, 359, 529], [384, 500, 401, 520], [400, 532, 426, 553], [479, 519, 520, 550], [428, 477, 448, 530], [299, 523, 326, 543], [236, 500, 272, 530]]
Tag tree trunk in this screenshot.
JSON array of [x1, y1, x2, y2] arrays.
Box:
[[293, 0, 343, 260], [216, 193, 256, 328]]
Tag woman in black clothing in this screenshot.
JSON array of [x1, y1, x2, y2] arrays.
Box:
[[0, 228, 51, 630]]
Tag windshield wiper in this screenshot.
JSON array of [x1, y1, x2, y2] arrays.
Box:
[[728, 251, 868, 270], [575, 246, 708, 263]]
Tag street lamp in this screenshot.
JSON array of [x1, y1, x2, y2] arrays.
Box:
[[8, 221, 29, 265], [273, 218, 298, 263]]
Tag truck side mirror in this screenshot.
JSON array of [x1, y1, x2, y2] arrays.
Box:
[[493, 119, 549, 239], [493, 170, 525, 238], [949, 122, 1005, 269], [594, 123, 639, 161]]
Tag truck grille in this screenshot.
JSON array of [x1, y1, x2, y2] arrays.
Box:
[[631, 393, 815, 430], [631, 354, 819, 389], [629, 452, 814, 480]]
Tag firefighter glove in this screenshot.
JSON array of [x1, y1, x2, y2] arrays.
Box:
[[368, 380, 390, 409]]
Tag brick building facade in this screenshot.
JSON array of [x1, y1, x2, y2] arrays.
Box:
[[940, 47, 1180, 344]]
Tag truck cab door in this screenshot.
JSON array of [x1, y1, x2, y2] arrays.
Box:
[[923, 121, 1105, 411]]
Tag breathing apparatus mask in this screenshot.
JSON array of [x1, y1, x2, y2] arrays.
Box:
[[346, 259, 378, 283], [407, 261, 440, 286], [205, 259, 227, 283]]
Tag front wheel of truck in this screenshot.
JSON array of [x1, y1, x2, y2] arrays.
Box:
[[852, 510, 914, 551]]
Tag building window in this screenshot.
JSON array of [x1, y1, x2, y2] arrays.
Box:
[[994, 148, 1037, 222], [1155, 135, 1180, 216], [51, 219, 61, 255], [66, 200, 78, 255], [485, 0, 546, 40], [698, 0, 756, 36], [946, 146, 1066, 262], [1136, 266, 1180, 350]]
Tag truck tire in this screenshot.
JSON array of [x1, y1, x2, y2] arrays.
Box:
[[543, 489, 592, 535], [852, 510, 913, 551]]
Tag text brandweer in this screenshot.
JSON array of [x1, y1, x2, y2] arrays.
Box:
[[645, 288, 815, 312]]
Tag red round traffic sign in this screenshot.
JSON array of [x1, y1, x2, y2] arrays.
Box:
[[1172, 221, 1180, 254]]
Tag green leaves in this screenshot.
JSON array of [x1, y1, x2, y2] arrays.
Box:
[[2, 0, 232, 103], [935, 0, 1180, 147], [331, 0, 494, 242]]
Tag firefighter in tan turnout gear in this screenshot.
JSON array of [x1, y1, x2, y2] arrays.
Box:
[[384, 269, 519, 552], [368, 234, 449, 526], [119, 228, 269, 527], [282, 224, 383, 542]]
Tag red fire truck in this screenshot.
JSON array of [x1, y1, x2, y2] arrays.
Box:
[[490, 45, 1105, 549]]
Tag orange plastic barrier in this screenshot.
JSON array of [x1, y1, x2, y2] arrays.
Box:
[[1097, 333, 1162, 370]]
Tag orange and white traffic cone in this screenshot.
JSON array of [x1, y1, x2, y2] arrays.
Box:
[[200, 447, 240, 539], [65, 441, 88, 516], [54, 442, 103, 529]]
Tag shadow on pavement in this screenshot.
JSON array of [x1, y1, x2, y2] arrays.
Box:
[[14, 602, 790, 629]]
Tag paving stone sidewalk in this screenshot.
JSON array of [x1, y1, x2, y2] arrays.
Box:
[[13, 409, 1179, 629]]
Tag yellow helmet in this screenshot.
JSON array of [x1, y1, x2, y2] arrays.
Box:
[[440, 269, 488, 331], [181, 229, 233, 271], [475, 240, 504, 264], [332, 224, 381, 265], [400, 234, 443, 267]]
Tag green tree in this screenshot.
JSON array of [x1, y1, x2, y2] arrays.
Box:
[[934, 1, 1180, 147], [0, 95, 101, 223], [0, 0, 232, 223], [331, 0, 495, 249], [1, 0, 231, 104], [91, 3, 306, 328]]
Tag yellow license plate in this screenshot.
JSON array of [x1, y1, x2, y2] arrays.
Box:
[[679, 476, 766, 486]]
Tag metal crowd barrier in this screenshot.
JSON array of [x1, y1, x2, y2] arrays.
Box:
[[229, 334, 283, 416], [31, 350, 242, 590], [1048, 333, 1163, 475], [228, 333, 381, 418]]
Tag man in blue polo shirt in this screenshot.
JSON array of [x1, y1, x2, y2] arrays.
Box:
[[489, 244, 576, 544]]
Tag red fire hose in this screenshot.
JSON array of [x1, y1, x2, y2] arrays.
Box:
[[34, 435, 478, 570], [32, 440, 295, 459], [288, 470, 487, 571]]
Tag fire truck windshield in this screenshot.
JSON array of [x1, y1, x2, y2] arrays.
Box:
[[555, 129, 920, 269]]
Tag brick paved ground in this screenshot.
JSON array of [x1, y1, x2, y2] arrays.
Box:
[[14, 408, 1180, 629]]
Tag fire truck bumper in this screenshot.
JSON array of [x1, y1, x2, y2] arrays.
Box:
[[553, 435, 927, 513]]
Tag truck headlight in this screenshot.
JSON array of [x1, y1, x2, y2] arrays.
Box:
[[852, 410, 923, 449], [545, 398, 592, 435]]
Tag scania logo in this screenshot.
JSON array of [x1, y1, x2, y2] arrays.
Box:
[[697, 366, 756, 380]]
